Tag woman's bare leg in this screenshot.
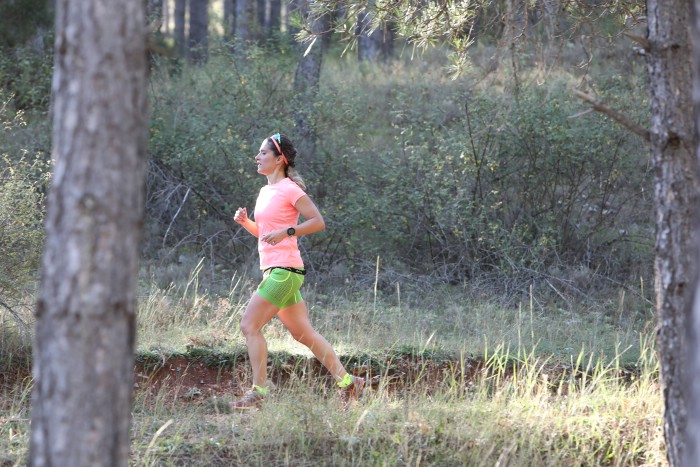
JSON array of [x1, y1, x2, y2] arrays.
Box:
[[240, 292, 281, 388], [277, 300, 347, 382]]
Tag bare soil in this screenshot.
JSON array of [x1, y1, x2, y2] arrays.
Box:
[[133, 351, 486, 403]]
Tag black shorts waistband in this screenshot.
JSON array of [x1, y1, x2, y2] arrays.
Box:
[[264, 266, 307, 276]]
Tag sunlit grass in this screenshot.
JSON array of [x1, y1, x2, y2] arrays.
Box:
[[136, 259, 651, 368], [0, 259, 660, 465], [125, 339, 663, 466], [0, 343, 664, 466]]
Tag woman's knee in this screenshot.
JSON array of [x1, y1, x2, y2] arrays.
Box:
[[240, 315, 259, 337], [292, 329, 318, 347]]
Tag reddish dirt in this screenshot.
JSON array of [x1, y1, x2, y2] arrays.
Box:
[[2, 353, 642, 405], [133, 353, 487, 403]]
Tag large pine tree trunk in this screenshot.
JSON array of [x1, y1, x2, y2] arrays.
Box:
[[188, 0, 209, 64], [29, 0, 148, 465], [646, 0, 699, 465]]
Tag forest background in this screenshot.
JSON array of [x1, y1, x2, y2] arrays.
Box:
[[0, 0, 665, 465]]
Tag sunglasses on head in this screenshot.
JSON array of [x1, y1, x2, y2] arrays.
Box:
[[269, 133, 289, 165]]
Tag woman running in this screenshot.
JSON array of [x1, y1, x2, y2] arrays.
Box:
[[230, 133, 367, 409]]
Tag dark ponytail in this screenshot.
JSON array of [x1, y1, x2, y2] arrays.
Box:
[[269, 134, 306, 190]]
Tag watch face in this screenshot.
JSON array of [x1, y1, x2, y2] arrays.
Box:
[[287, 227, 295, 236]]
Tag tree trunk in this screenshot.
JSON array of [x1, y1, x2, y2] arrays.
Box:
[[175, 0, 187, 56], [188, 0, 209, 64], [224, 0, 235, 41], [357, 10, 382, 62], [262, 0, 280, 34], [646, 0, 699, 465], [293, 0, 329, 163], [271, 0, 281, 33], [235, 0, 256, 44], [685, 2, 700, 465], [163, 0, 170, 36], [29, 0, 148, 465]]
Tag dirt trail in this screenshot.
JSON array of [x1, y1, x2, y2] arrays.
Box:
[[134, 352, 484, 401]]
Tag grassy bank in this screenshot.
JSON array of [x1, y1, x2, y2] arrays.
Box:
[[0, 262, 662, 466], [1, 340, 663, 466]]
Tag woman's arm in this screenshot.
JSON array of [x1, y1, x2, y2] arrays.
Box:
[[291, 195, 325, 236], [234, 207, 259, 237]]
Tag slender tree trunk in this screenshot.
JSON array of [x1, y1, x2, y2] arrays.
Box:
[[188, 0, 209, 64], [685, 2, 700, 464], [224, 0, 235, 41], [163, 0, 170, 36], [262, 0, 280, 34], [175, 0, 187, 57], [271, 0, 281, 33], [293, 0, 329, 163], [357, 9, 382, 62], [646, 0, 699, 465], [235, 0, 256, 44], [29, 0, 148, 465], [281, 0, 291, 33]]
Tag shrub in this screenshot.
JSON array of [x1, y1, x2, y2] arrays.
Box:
[[0, 94, 49, 316]]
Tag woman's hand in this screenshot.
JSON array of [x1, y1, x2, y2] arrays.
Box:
[[261, 229, 287, 246], [234, 207, 248, 224]]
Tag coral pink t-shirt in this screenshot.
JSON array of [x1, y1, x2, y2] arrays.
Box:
[[254, 177, 306, 270]]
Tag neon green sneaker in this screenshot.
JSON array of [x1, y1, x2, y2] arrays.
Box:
[[339, 376, 367, 404]]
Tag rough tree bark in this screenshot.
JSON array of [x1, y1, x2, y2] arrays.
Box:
[[686, 1, 700, 465], [29, 0, 148, 465], [646, 0, 699, 465]]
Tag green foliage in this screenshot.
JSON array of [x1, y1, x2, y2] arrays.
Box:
[[0, 47, 53, 111], [309, 66, 651, 291], [0, 0, 53, 111], [142, 44, 653, 299], [0, 153, 48, 301], [0, 0, 52, 49], [146, 40, 302, 264], [0, 93, 49, 305]]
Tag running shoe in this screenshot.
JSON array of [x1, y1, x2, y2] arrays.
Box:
[[230, 388, 267, 410], [339, 375, 367, 404]]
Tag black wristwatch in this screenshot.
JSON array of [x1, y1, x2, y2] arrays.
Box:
[[287, 227, 296, 237]]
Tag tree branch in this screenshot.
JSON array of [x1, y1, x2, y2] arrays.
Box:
[[573, 90, 650, 142], [0, 299, 31, 336]]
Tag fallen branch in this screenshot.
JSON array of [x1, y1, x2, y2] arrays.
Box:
[[0, 299, 31, 337], [573, 90, 650, 142]]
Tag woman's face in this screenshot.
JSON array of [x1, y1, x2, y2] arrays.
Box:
[[255, 140, 282, 175]]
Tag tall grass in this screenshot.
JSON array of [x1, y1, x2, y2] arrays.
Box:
[[137, 258, 652, 367], [109, 262, 664, 464], [0, 343, 663, 466], [0, 376, 32, 466], [122, 337, 662, 466], [0, 266, 662, 466]]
